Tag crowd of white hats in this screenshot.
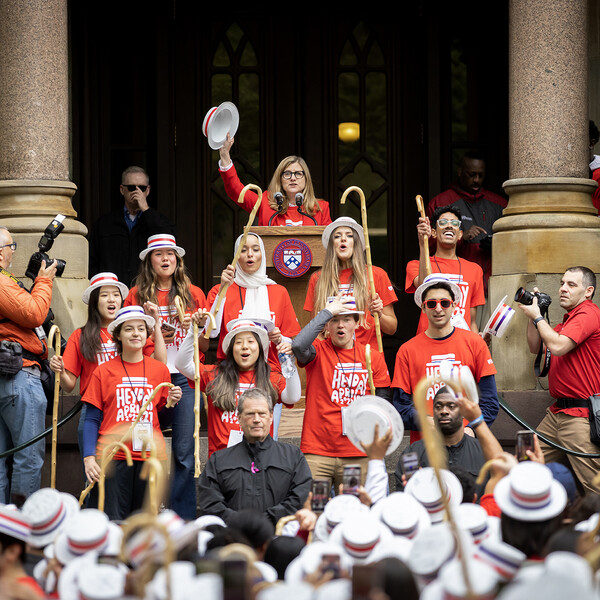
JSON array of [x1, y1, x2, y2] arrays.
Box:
[[1, 459, 599, 599]]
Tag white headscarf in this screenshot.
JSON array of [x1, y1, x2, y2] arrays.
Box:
[[233, 233, 276, 321]]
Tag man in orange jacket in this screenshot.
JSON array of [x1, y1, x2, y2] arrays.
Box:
[[0, 226, 57, 505]]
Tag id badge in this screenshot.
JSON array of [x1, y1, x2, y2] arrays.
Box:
[[227, 429, 244, 447], [132, 423, 153, 452], [341, 406, 350, 437]]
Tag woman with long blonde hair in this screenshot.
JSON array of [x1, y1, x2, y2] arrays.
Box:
[[304, 217, 398, 350], [124, 234, 206, 519], [218, 134, 331, 226]]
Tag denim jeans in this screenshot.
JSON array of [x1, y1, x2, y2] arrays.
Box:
[[0, 370, 47, 504], [167, 372, 197, 519]]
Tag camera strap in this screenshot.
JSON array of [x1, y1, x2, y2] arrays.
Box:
[[534, 305, 551, 378]]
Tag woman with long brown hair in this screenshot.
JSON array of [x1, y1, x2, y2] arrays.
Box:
[[124, 234, 206, 520], [176, 318, 300, 456], [218, 134, 331, 226], [304, 216, 398, 350]]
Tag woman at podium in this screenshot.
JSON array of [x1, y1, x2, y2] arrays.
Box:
[[217, 134, 332, 226], [304, 216, 398, 349]]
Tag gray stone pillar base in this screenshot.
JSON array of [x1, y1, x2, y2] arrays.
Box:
[[0, 179, 89, 337], [489, 177, 600, 392]]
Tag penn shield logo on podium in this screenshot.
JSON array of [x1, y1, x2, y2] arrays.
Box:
[[273, 239, 312, 278]]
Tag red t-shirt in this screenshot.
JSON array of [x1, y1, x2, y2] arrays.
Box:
[[207, 282, 301, 369], [220, 164, 332, 226], [83, 356, 171, 461], [304, 266, 398, 350], [62, 327, 154, 394], [405, 256, 485, 334], [300, 338, 391, 457], [392, 328, 497, 440], [125, 285, 207, 372], [548, 300, 600, 418], [189, 365, 286, 456]]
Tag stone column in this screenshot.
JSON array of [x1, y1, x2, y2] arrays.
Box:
[[490, 0, 599, 435], [0, 0, 88, 334]]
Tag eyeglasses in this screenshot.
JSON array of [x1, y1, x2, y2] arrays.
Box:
[[281, 170, 305, 180], [437, 218, 461, 228], [423, 299, 453, 309], [0, 242, 16, 251], [123, 184, 148, 192]]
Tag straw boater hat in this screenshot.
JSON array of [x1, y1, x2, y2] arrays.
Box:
[[370, 491, 431, 539], [313, 494, 364, 542], [344, 395, 404, 456], [405, 467, 463, 524], [438, 361, 479, 404], [22, 488, 79, 548], [474, 537, 526, 582], [329, 512, 393, 561], [420, 558, 499, 600], [0, 505, 32, 542], [284, 541, 353, 584], [107, 305, 156, 335], [82, 272, 129, 305], [494, 462, 567, 522], [53, 509, 110, 565], [322, 216, 365, 250], [325, 295, 365, 315], [139, 234, 185, 260], [483, 295, 516, 338], [414, 273, 463, 307], [202, 101, 239, 150], [77, 563, 127, 600], [222, 318, 271, 359]]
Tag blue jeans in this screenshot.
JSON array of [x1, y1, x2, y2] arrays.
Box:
[[167, 372, 197, 519], [0, 370, 46, 504]]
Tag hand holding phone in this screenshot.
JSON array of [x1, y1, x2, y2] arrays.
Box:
[[516, 430, 534, 462]]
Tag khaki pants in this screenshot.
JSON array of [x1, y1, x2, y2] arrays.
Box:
[[536, 408, 600, 495], [304, 454, 370, 493]]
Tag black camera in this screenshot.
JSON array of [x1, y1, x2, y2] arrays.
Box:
[[25, 215, 67, 280], [514, 287, 552, 310]]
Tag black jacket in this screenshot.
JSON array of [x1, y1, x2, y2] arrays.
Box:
[[198, 436, 312, 525], [88, 206, 176, 287]]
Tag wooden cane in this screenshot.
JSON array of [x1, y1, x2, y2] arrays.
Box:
[[79, 381, 174, 506], [415, 195, 432, 277], [365, 344, 376, 396], [120, 513, 175, 600], [204, 184, 264, 340], [140, 457, 165, 515], [47, 325, 61, 489], [98, 441, 133, 512], [173, 295, 186, 324], [340, 186, 383, 352], [413, 374, 474, 598]]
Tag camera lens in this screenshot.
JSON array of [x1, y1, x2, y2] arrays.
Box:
[[514, 287, 534, 305]]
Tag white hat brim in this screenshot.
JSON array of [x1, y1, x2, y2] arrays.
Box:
[[344, 395, 404, 456], [139, 244, 185, 261], [322, 217, 365, 250], [82, 274, 129, 305], [405, 468, 463, 523], [484, 296, 516, 337], [203, 102, 240, 150], [107, 309, 155, 335], [414, 276, 463, 307], [222, 320, 271, 359], [494, 475, 567, 522]]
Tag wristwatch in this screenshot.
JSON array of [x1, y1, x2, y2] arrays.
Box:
[[533, 316, 544, 329]]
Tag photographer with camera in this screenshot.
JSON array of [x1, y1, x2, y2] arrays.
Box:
[[0, 225, 57, 505], [518, 266, 600, 495]]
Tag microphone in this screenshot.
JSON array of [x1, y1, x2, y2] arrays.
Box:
[[295, 192, 317, 224], [268, 192, 286, 225]]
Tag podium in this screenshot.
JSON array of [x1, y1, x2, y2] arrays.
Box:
[[249, 226, 326, 329]]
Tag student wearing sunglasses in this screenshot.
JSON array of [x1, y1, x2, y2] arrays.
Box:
[[88, 166, 176, 287], [406, 205, 485, 335], [391, 274, 498, 443]]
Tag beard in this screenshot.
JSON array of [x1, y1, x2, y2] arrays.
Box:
[[437, 418, 463, 436]]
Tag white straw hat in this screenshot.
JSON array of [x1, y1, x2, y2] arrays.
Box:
[[414, 273, 463, 307], [202, 102, 239, 150], [322, 216, 365, 250], [139, 234, 185, 260], [82, 272, 129, 305], [222, 318, 271, 359], [107, 305, 155, 335]]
